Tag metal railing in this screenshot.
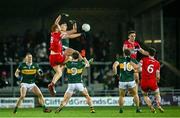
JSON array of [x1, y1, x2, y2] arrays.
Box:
[[0, 61, 180, 97]]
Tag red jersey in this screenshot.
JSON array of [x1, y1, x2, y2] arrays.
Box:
[[123, 40, 141, 59], [141, 57, 160, 81], [49, 32, 65, 53]]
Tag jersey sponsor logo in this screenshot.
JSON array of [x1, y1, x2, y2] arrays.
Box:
[[67, 68, 83, 75], [71, 68, 77, 75], [22, 69, 37, 75]]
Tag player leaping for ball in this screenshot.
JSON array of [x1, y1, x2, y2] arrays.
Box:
[[48, 15, 86, 96]]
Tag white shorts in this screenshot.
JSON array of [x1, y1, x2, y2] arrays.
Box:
[[20, 83, 37, 92], [119, 80, 136, 89], [66, 83, 85, 94]]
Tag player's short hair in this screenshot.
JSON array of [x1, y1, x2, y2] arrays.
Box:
[[128, 30, 136, 36], [123, 49, 131, 56], [51, 24, 58, 32], [72, 51, 79, 60], [26, 52, 32, 56], [60, 22, 67, 25], [148, 47, 156, 56]]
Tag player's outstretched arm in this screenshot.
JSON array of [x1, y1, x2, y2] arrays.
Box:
[[83, 57, 90, 68], [66, 23, 77, 35], [130, 61, 139, 70], [54, 15, 61, 31], [139, 48, 149, 56], [54, 15, 61, 25], [64, 33, 82, 39]]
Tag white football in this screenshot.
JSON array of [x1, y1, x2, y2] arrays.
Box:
[[82, 23, 90, 32]]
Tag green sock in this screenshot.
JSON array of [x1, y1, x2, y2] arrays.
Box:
[[42, 104, 46, 110], [14, 107, 18, 111]]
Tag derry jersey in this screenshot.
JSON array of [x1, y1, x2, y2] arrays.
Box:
[[123, 40, 141, 59], [49, 32, 65, 53], [141, 57, 160, 81]]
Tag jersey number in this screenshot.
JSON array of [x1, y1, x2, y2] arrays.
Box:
[[147, 64, 154, 73], [123, 62, 133, 71]]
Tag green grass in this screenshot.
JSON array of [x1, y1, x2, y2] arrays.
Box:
[[0, 106, 180, 118]]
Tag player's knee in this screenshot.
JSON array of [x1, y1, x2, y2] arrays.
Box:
[[37, 93, 44, 99], [20, 95, 26, 99], [119, 91, 125, 97], [86, 96, 91, 101], [64, 48, 74, 56], [64, 95, 71, 102], [133, 94, 139, 99], [56, 69, 62, 75], [84, 93, 89, 98]]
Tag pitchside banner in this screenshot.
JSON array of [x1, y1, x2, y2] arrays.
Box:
[[44, 97, 134, 107], [0, 97, 34, 108], [140, 95, 180, 106]]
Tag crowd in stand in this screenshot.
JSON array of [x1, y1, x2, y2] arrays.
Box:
[[0, 28, 115, 90]]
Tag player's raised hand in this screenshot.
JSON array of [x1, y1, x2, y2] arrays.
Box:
[[55, 15, 61, 25]]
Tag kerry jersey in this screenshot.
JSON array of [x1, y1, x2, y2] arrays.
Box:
[[65, 60, 86, 83], [116, 57, 138, 82], [17, 63, 40, 84]]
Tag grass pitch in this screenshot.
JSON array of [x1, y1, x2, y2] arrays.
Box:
[[0, 106, 180, 118]]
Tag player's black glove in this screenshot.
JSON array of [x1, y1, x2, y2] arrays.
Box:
[[38, 69, 44, 76], [81, 32, 86, 39]]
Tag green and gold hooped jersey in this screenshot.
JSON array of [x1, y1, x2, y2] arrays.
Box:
[[18, 63, 40, 84], [65, 60, 85, 83], [116, 57, 138, 82]]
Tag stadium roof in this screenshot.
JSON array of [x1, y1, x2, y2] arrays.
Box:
[[0, 0, 166, 17]]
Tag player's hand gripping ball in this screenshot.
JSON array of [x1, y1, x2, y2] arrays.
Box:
[[82, 23, 90, 32]]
